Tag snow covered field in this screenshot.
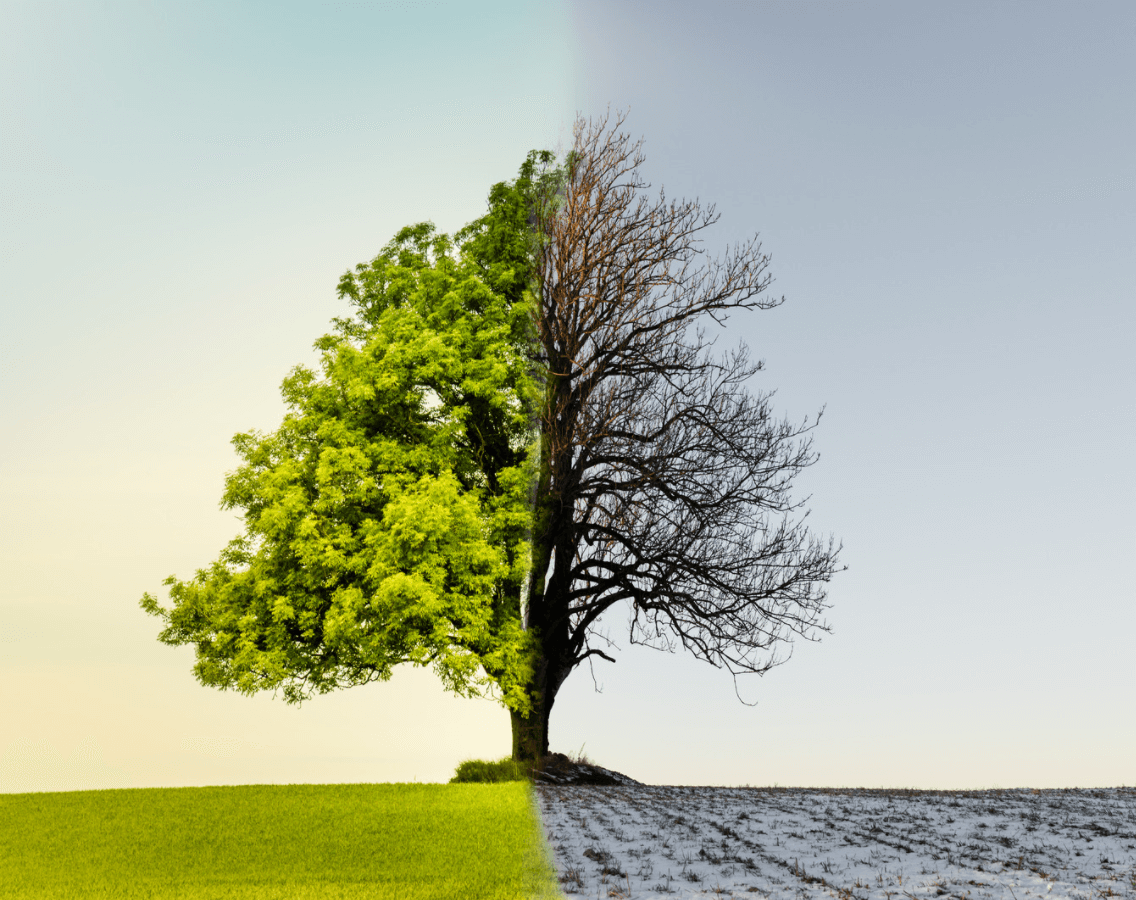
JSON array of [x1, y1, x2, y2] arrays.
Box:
[[534, 785, 1136, 900]]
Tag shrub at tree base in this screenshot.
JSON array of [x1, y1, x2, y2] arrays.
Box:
[[450, 756, 535, 783], [451, 752, 642, 785]]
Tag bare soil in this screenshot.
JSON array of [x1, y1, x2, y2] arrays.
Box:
[[531, 752, 643, 787]]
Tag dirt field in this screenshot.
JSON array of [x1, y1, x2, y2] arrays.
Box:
[[534, 785, 1136, 900]]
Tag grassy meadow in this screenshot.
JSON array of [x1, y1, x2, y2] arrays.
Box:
[[0, 781, 561, 900]]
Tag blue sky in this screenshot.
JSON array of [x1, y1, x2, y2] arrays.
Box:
[[2, 0, 1132, 791]]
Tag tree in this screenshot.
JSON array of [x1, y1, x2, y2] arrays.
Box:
[[141, 112, 842, 765], [510, 110, 843, 761]]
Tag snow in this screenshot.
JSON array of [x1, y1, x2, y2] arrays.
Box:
[[534, 785, 1136, 900]]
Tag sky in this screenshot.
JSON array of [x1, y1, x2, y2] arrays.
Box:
[[1, 0, 1132, 793]]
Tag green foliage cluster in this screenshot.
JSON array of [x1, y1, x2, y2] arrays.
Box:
[[449, 755, 536, 784], [141, 152, 567, 716], [0, 783, 561, 899]]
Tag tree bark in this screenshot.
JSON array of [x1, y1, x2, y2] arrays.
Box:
[[509, 633, 573, 761], [509, 689, 550, 762]]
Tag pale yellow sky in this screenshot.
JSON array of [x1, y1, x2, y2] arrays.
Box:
[[1, 0, 580, 792]]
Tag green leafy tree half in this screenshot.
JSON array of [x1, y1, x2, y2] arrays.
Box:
[[141, 152, 564, 718]]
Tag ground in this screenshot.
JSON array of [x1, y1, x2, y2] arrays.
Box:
[[534, 783, 1136, 900]]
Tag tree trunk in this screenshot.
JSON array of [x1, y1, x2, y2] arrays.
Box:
[[510, 697, 550, 763], [509, 646, 564, 762], [511, 357, 574, 764]]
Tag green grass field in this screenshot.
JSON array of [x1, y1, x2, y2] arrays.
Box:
[[0, 782, 562, 900]]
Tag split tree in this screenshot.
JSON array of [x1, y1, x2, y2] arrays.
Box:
[[141, 111, 843, 763]]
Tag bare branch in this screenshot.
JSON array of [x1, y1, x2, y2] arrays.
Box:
[[525, 110, 844, 710]]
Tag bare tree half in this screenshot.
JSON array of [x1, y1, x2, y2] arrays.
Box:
[[512, 111, 844, 761]]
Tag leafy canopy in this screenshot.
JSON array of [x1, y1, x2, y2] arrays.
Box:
[[141, 152, 563, 714]]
